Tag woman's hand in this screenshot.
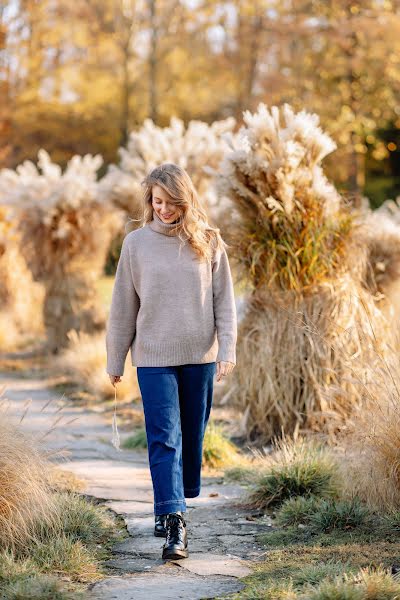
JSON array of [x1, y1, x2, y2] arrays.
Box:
[[109, 374, 122, 386], [216, 360, 235, 382]]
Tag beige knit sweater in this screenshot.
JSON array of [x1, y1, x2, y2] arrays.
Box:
[[105, 209, 237, 375]]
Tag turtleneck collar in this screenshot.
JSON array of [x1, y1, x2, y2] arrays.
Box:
[[149, 209, 183, 237]]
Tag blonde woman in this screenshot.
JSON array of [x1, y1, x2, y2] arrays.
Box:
[[106, 163, 237, 561]]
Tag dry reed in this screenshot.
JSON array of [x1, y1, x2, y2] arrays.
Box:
[[0, 410, 58, 551], [54, 330, 140, 403], [336, 329, 400, 511], [0, 207, 44, 347], [0, 150, 123, 353], [234, 270, 393, 443], [211, 102, 395, 443]]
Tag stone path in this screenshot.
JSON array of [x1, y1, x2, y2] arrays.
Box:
[[0, 370, 271, 600]]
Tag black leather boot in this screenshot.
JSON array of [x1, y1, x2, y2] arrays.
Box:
[[162, 512, 188, 560], [154, 514, 167, 537]]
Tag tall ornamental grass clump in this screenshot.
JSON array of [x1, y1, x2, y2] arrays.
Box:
[[211, 102, 393, 443], [337, 338, 400, 512], [0, 393, 121, 593], [358, 196, 400, 335], [0, 403, 58, 551], [0, 206, 44, 350], [99, 115, 237, 226], [0, 150, 122, 353]]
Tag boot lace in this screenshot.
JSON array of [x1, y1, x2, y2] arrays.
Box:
[[166, 513, 185, 542]]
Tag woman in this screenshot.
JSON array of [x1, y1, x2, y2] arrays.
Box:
[[106, 163, 237, 561]]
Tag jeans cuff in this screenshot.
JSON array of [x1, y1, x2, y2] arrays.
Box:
[[184, 487, 200, 498], [154, 498, 187, 515]]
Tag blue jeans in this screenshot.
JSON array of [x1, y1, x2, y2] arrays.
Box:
[[136, 362, 216, 515]]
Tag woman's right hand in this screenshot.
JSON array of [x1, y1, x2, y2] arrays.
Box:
[[109, 374, 122, 386]]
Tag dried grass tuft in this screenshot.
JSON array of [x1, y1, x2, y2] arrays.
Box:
[[246, 433, 341, 510], [210, 102, 388, 442], [0, 207, 44, 348], [337, 331, 400, 512], [234, 269, 392, 443], [0, 413, 58, 551], [54, 330, 139, 403], [0, 150, 122, 353]]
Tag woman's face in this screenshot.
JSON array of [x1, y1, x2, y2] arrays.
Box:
[[151, 184, 181, 223]]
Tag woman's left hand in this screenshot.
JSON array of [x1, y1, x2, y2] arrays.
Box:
[[216, 360, 235, 382]]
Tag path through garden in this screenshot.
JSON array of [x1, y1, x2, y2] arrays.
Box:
[[0, 365, 271, 600]]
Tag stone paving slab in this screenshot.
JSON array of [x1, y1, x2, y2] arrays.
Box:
[[170, 553, 252, 577], [105, 500, 154, 517], [104, 556, 165, 572], [58, 459, 154, 502], [87, 571, 245, 600]]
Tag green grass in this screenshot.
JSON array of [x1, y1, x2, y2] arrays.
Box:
[[224, 464, 261, 485], [220, 439, 400, 600], [202, 421, 243, 469], [307, 499, 371, 533], [52, 492, 117, 546], [275, 496, 370, 533], [26, 535, 98, 582], [0, 491, 127, 597], [224, 530, 400, 600], [122, 428, 148, 450], [225, 507, 400, 600], [275, 496, 323, 527], [247, 455, 339, 510], [0, 574, 81, 599], [300, 567, 400, 600], [382, 510, 400, 534]]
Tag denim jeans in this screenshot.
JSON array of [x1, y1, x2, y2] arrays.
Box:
[[136, 362, 216, 515]]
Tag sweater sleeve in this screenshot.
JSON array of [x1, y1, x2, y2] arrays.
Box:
[[106, 236, 140, 376], [212, 245, 237, 364]]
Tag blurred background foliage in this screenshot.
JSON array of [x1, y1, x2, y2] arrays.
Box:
[[1, 0, 400, 208]]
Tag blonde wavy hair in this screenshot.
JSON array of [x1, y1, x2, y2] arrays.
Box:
[[139, 163, 226, 262]]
